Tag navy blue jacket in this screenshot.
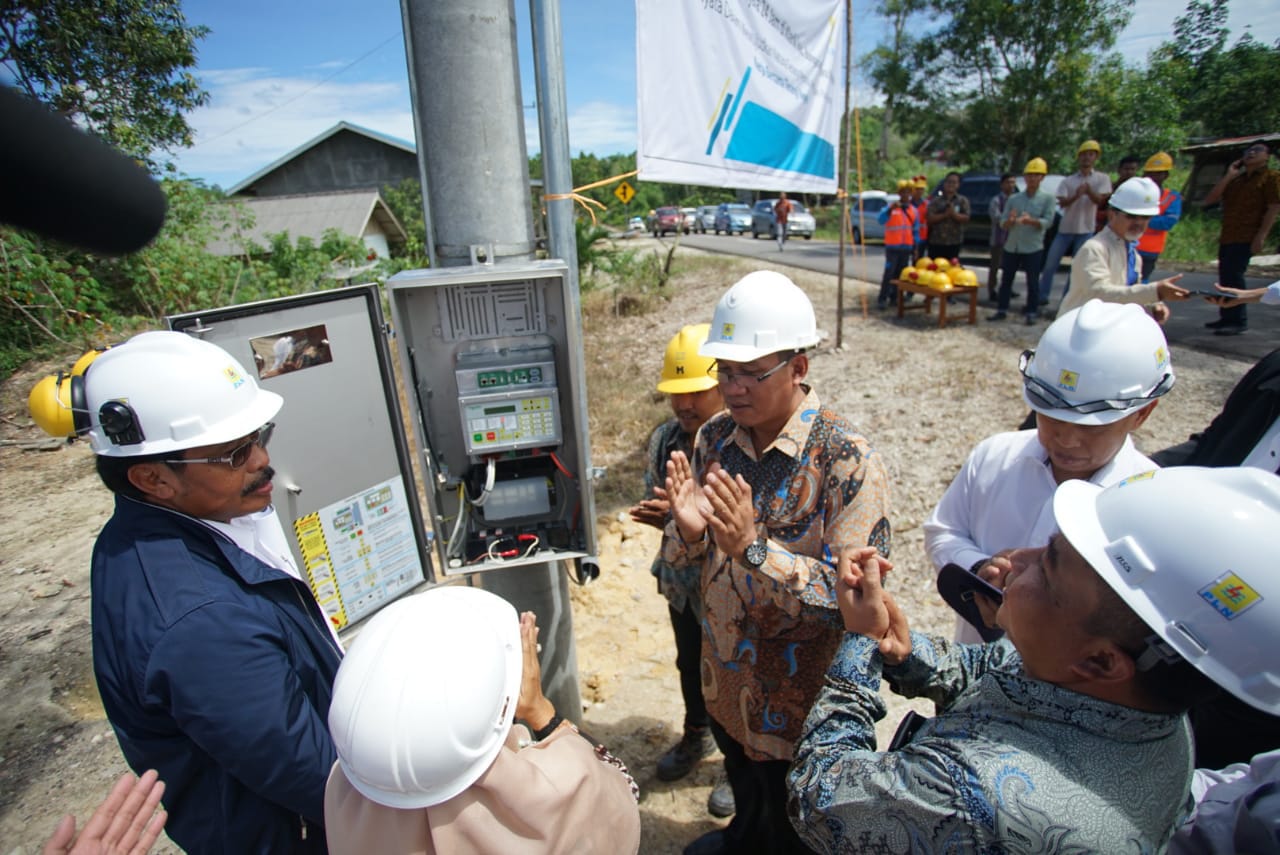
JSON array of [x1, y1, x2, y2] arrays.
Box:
[[91, 496, 342, 853]]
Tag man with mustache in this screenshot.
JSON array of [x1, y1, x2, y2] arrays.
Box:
[[74, 331, 342, 853], [1058, 176, 1189, 322]]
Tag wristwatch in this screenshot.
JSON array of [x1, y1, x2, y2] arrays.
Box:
[[743, 536, 768, 570]]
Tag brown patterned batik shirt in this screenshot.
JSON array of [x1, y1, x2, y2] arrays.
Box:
[[663, 387, 892, 762]]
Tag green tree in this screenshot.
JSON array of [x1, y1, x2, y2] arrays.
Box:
[[1148, 0, 1280, 138], [0, 0, 208, 161], [1081, 57, 1186, 163], [866, 0, 927, 162], [882, 0, 1133, 170]]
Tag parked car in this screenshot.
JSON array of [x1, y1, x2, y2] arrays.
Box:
[[751, 198, 816, 239], [681, 207, 697, 234], [940, 173, 1065, 247], [714, 202, 752, 235], [652, 206, 683, 237], [848, 191, 891, 244], [693, 205, 719, 233], [627, 216, 645, 231]]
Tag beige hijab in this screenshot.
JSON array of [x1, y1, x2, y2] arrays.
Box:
[[325, 721, 640, 854]]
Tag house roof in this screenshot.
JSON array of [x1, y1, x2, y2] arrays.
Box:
[[225, 122, 417, 196], [1180, 132, 1280, 154], [206, 189, 408, 257]]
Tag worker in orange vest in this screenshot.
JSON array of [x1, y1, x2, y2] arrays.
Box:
[[912, 175, 930, 263], [877, 179, 919, 308], [1135, 152, 1183, 283]]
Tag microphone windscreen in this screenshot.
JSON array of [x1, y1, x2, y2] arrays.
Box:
[[0, 86, 167, 254]]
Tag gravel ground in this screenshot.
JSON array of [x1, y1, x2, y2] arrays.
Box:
[[0, 241, 1244, 853]]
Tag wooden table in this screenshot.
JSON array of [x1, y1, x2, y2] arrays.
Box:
[[892, 279, 980, 328]]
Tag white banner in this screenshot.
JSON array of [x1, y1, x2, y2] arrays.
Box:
[[636, 0, 844, 193]]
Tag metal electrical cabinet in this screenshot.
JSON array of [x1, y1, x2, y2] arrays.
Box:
[[385, 261, 598, 578], [167, 285, 433, 633], [165, 264, 600, 634]]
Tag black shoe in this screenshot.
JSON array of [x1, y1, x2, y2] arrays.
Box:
[[986, 312, 1008, 321], [1205, 318, 1232, 329], [684, 829, 729, 855], [656, 728, 713, 781], [1024, 314, 1037, 326], [707, 778, 735, 818], [1214, 325, 1248, 336]]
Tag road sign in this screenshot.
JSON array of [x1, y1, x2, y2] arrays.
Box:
[[614, 180, 635, 205]]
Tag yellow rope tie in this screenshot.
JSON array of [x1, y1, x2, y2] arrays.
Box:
[[543, 170, 639, 225]]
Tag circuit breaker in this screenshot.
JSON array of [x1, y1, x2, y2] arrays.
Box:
[[386, 261, 597, 577]]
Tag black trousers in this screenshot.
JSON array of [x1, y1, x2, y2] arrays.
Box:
[[998, 248, 1044, 314], [669, 603, 708, 732], [1217, 242, 1252, 327], [707, 718, 814, 854]]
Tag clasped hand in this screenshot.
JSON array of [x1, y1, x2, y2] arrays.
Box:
[[665, 452, 756, 561], [835, 546, 911, 665]]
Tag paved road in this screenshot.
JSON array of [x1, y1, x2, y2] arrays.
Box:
[[676, 232, 1277, 364]]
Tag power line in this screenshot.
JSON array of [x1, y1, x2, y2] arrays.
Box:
[[191, 33, 400, 149]]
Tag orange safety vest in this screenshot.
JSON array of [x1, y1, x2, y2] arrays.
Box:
[[885, 204, 917, 247], [1136, 189, 1176, 255], [915, 200, 929, 240]]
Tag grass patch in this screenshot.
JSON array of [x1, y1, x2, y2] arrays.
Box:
[[1161, 209, 1222, 264]]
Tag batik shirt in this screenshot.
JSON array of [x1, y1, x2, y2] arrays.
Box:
[[788, 632, 1195, 853], [662, 388, 891, 762]]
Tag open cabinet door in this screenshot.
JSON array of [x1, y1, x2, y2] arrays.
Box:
[[168, 285, 432, 634]]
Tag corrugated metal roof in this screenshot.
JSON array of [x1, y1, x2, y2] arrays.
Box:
[[206, 189, 408, 257], [1180, 131, 1280, 153], [225, 121, 416, 196]]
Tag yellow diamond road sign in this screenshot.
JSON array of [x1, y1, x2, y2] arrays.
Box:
[[614, 180, 635, 205]]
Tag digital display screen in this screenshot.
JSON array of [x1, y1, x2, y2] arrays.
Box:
[[484, 404, 517, 415]]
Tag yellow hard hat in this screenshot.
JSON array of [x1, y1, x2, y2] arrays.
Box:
[[1077, 139, 1101, 155], [657, 323, 718, 394], [1023, 157, 1048, 175], [27, 347, 107, 438], [1143, 151, 1174, 173], [913, 176, 928, 189], [896, 179, 913, 191]]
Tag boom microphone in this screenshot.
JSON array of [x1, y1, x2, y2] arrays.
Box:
[[0, 85, 167, 254]]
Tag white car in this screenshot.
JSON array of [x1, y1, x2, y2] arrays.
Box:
[[751, 199, 816, 240], [627, 216, 645, 231]]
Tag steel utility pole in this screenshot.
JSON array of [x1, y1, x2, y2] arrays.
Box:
[[400, 0, 583, 719]]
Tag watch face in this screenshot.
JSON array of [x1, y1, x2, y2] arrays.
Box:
[[745, 538, 767, 568]]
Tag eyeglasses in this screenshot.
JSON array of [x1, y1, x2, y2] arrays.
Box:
[[1244, 146, 1269, 156], [1019, 351, 1173, 415], [167, 423, 275, 468], [708, 355, 794, 387]]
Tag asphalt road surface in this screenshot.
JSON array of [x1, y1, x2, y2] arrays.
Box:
[[676, 232, 1277, 364]]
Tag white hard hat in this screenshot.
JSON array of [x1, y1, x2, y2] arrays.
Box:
[[328, 586, 522, 809], [1021, 300, 1173, 426], [1054, 467, 1280, 714], [699, 271, 820, 362], [1109, 176, 1161, 216], [84, 331, 282, 457]]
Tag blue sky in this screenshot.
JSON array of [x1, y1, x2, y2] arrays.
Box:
[[173, 0, 1280, 190]]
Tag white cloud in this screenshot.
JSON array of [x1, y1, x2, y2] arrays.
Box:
[[173, 68, 414, 189]]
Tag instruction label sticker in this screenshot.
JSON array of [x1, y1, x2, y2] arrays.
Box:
[[293, 475, 423, 629]]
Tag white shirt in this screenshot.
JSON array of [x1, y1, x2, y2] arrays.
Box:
[[204, 507, 344, 650], [1058, 170, 1112, 234], [924, 430, 1155, 643], [1172, 748, 1280, 854]]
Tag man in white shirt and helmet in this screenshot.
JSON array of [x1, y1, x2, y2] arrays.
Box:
[[925, 299, 1174, 642]]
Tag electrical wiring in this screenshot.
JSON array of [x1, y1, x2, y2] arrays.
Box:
[[465, 458, 497, 506], [445, 484, 470, 560]]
